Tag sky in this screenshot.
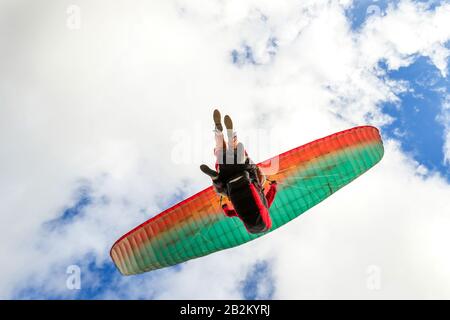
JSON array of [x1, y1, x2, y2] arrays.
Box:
[[0, 0, 450, 299]]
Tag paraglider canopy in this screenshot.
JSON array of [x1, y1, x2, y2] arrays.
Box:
[[111, 126, 384, 275]]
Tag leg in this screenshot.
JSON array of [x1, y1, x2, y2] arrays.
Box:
[[224, 114, 246, 164], [214, 130, 227, 165], [235, 142, 246, 165], [201, 109, 225, 177], [224, 115, 236, 149], [213, 109, 227, 165]]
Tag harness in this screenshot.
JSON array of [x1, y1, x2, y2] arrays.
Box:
[[216, 161, 269, 233]]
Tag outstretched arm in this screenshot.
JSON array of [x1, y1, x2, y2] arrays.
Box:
[[265, 181, 278, 207]]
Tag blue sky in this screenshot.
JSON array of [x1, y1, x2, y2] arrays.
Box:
[[1, 0, 450, 300], [347, 0, 450, 181], [381, 56, 450, 179]]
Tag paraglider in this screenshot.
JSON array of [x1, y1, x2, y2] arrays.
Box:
[[110, 112, 384, 275]]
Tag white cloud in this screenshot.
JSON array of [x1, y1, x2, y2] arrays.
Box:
[[358, 0, 450, 76], [0, 0, 449, 299]]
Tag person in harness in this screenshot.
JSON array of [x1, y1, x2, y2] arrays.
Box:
[[200, 109, 277, 234]]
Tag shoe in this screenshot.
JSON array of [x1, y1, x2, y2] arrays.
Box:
[[224, 115, 233, 131], [200, 164, 218, 178], [213, 109, 223, 132]]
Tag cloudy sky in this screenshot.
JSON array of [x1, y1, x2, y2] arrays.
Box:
[[1, 0, 449, 299]]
